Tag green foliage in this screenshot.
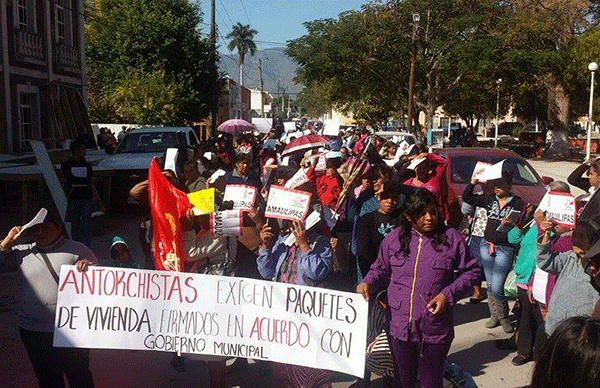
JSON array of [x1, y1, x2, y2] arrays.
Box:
[[296, 84, 330, 118], [286, 0, 600, 136], [86, 0, 221, 124], [226, 22, 258, 66]]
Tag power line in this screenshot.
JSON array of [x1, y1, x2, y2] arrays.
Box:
[[217, 0, 235, 27], [238, 0, 252, 25]]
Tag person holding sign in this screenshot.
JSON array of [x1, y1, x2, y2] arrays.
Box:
[[463, 171, 525, 333], [257, 219, 333, 387], [356, 189, 481, 388], [535, 218, 600, 344], [0, 210, 97, 388]]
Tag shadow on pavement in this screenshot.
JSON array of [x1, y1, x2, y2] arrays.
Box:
[[453, 301, 491, 327], [447, 339, 513, 377]]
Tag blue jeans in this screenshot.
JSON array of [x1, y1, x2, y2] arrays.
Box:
[[479, 240, 514, 301], [67, 198, 92, 247]]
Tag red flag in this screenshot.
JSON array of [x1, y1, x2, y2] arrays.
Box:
[[148, 158, 191, 271]]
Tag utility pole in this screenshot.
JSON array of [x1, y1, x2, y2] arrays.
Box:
[[259, 59, 265, 118], [407, 13, 420, 135], [277, 79, 281, 119], [210, 0, 217, 139]]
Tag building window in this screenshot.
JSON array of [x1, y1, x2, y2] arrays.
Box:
[[18, 89, 39, 146], [17, 0, 28, 30], [56, 5, 65, 44]]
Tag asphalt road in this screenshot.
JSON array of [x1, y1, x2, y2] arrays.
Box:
[[0, 157, 583, 388]]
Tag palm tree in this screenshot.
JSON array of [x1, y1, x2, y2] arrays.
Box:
[[226, 22, 257, 119]]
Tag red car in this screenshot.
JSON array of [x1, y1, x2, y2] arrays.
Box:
[[434, 148, 552, 228]]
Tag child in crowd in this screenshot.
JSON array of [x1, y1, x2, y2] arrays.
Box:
[[107, 236, 141, 269]]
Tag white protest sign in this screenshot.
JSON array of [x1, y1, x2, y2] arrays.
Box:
[[15, 208, 47, 239], [545, 191, 576, 228], [54, 266, 368, 377], [265, 185, 312, 222], [284, 167, 310, 189], [223, 184, 257, 211], [478, 160, 505, 182], [210, 210, 243, 236], [471, 161, 492, 182], [164, 148, 179, 176]]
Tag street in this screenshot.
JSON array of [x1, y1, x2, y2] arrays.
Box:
[[0, 157, 583, 387]]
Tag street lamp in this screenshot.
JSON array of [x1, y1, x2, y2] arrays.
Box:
[[586, 62, 598, 161], [407, 13, 420, 135], [494, 78, 502, 148]]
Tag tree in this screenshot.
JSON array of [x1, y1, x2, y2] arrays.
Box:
[[226, 22, 257, 118], [498, 0, 600, 157], [287, 1, 505, 132], [296, 84, 331, 118], [85, 0, 221, 125]]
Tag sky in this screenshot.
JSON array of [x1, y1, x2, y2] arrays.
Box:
[[198, 0, 370, 51]]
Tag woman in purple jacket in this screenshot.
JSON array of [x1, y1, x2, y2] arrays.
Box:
[[357, 189, 481, 388]]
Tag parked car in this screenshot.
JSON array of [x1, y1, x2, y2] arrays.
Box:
[[434, 148, 552, 228], [96, 126, 199, 173], [374, 131, 417, 145]]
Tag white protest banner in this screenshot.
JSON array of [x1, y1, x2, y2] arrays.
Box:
[[265, 185, 312, 222], [545, 191, 576, 228], [223, 184, 257, 211], [471, 161, 492, 182], [284, 167, 310, 189], [210, 210, 243, 236], [54, 266, 368, 377], [478, 160, 505, 182]]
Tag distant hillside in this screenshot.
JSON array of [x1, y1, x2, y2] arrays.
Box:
[[218, 47, 302, 97]]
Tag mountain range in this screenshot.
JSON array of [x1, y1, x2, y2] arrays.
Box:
[[218, 47, 302, 97]]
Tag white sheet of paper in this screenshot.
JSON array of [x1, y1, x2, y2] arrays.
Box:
[[207, 169, 226, 184], [471, 161, 492, 182], [284, 210, 322, 246], [16, 208, 48, 238], [536, 190, 551, 213], [532, 268, 549, 303], [164, 148, 179, 176], [71, 167, 88, 178], [407, 157, 426, 170], [478, 160, 505, 182]]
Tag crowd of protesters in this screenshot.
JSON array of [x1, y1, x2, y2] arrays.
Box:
[[5, 123, 600, 388]]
